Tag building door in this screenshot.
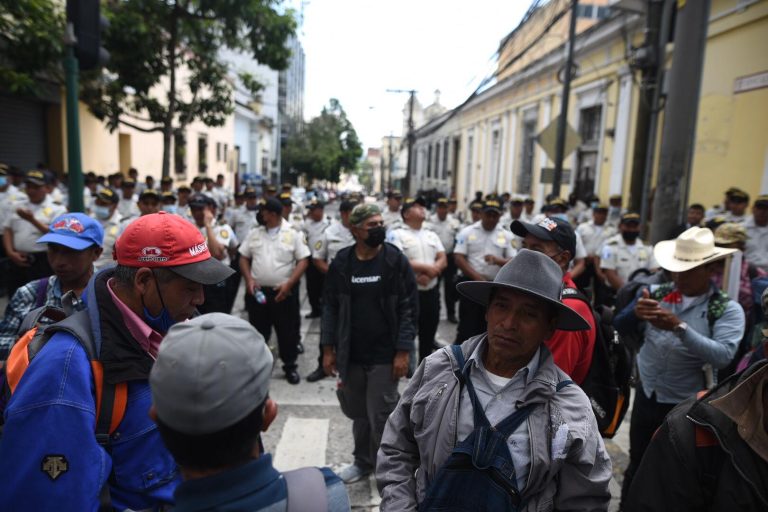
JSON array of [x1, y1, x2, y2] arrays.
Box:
[[575, 105, 602, 200], [119, 133, 132, 173]]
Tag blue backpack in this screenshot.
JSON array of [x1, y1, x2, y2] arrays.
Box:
[[418, 345, 572, 511]]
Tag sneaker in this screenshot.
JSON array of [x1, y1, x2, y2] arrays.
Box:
[[337, 463, 371, 484]]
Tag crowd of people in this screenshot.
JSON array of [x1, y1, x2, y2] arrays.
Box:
[[0, 162, 766, 511]]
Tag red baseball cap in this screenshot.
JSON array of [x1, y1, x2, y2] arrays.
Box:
[[114, 212, 235, 285]]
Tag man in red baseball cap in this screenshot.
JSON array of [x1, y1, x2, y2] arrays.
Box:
[[0, 212, 234, 510]]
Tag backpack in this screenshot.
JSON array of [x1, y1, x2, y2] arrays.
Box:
[[418, 345, 572, 511], [0, 303, 128, 478], [562, 287, 632, 439]]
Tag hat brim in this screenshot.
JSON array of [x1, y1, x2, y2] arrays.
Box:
[[167, 257, 235, 285], [25, 178, 46, 186], [510, 220, 551, 242], [653, 240, 737, 273], [456, 281, 590, 331], [36, 233, 97, 251]]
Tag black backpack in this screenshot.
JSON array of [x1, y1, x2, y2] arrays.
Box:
[[562, 287, 632, 438]]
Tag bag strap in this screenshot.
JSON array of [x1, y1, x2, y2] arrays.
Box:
[[34, 277, 49, 309], [450, 344, 466, 384], [284, 467, 328, 512]]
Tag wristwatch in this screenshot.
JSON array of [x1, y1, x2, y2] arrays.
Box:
[[673, 321, 688, 337]]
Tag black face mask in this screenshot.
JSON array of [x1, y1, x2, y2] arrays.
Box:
[[622, 231, 640, 243], [364, 226, 386, 248]]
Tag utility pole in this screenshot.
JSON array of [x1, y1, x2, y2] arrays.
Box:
[[649, 0, 712, 243], [64, 23, 84, 212], [386, 88, 417, 196], [552, 0, 579, 197], [387, 133, 395, 191]]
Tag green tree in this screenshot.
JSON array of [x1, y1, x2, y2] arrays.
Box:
[[81, 0, 296, 177], [0, 0, 65, 96], [282, 98, 363, 183]]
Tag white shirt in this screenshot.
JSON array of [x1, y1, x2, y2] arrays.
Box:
[[744, 217, 768, 271], [239, 219, 310, 288], [0, 185, 27, 228], [4, 196, 67, 253], [382, 209, 403, 231], [454, 222, 516, 280], [197, 223, 238, 266], [427, 213, 461, 254], [387, 225, 446, 290], [577, 221, 616, 257], [93, 210, 123, 269], [600, 234, 656, 285], [313, 221, 355, 263], [117, 196, 139, 219]]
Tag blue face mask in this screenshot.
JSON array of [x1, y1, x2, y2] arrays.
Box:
[[142, 272, 176, 334], [550, 213, 569, 222], [94, 205, 112, 220], [161, 205, 177, 214], [0, 177, 7, 187]]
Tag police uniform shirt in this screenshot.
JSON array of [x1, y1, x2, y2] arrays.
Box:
[[0, 185, 27, 229], [197, 223, 238, 266], [454, 221, 516, 280], [239, 219, 310, 288], [382, 208, 402, 230], [176, 204, 192, 222], [229, 206, 257, 243], [304, 217, 330, 254], [744, 217, 768, 271], [117, 196, 139, 219], [577, 221, 617, 257], [313, 221, 354, 263], [93, 210, 123, 270], [600, 234, 656, 284], [427, 213, 461, 254], [4, 196, 67, 253], [387, 225, 446, 290], [724, 212, 748, 225]]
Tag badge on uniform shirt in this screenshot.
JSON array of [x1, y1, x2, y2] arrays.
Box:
[[281, 231, 294, 245], [315, 240, 322, 251], [109, 226, 118, 236], [220, 229, 229, 239], [43, 207, 52, 217], [41, 455, 68, 481], [468, 234, 477, 242]]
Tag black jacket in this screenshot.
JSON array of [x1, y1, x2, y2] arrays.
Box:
[[625, 360, 768, 511], [320, 242, 418, 382]]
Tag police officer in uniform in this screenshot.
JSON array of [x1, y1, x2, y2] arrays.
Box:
[[239, 197, 310, 384], [90, 188, 123, 270], [382, 190, 403, 230], [575, 203, 616, 303], [229, 187, 258, 243], [453, 199, 515, 343], [176, 184, 192, 221], [428, 197, 461, 323], [2, 170, 67, 298], [188, 194, 238, 314], [303, 198, 330, 319], [600, 212, 657, 296], [388, 197, 446, 362], [305, 199, 358, 382], [117, 179, 140, 218]]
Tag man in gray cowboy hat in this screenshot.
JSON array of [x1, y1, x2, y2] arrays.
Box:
[[613, 226, 746, 506], [376, 249, 612, 511]]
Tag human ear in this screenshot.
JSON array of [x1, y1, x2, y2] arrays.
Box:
[[262, 398, 278, 432]]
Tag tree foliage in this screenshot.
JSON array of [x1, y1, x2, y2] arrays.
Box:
[[0, 0, 65, 96], [282, 98, 363, 183], [80, 0, 296, 176]]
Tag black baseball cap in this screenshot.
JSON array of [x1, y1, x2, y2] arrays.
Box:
[[402, 196, 427, 212], [339, 199, 358, 212], [483, 199, 503, 213], [510, 217, 577, 260], [189, 194, 215, 208], [259, 197, 283, 214]]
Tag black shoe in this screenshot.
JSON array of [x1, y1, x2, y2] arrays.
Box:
[[297, 342, 305, 354], [304, 311, 321, 319], [306, 367, 326, 382], [286, 370, 300, 385], [447, 315, 458, 324]]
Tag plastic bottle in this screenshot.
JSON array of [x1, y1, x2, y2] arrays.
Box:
[[254, 289, 267, 304]]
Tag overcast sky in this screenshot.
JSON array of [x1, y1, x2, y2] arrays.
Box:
[[299, 0, 531, 150]]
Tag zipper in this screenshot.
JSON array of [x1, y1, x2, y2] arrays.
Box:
[[686, 414, 768, 506]]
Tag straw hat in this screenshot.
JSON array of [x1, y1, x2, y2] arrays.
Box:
[[653, 227, 737, 273]]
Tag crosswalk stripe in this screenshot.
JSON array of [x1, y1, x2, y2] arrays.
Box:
[[273, 417, 329, 471]]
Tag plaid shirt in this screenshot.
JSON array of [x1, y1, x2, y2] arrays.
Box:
[[0, 276, 62, 360]]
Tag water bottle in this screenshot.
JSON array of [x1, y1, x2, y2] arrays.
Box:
[[254, 289, 267, 305]]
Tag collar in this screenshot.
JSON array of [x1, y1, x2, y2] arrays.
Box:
[[466, 337, 540, 388], [106, 277, 163, 359], [174, 455, 281, 511], [710, 363, 768, 462]]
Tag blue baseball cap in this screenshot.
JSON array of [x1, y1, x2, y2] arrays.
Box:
[[37, 213, 104, 250]]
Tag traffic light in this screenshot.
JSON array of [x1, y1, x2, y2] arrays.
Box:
[[66, 0, 109, 70]]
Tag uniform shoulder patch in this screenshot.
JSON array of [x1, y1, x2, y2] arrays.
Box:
[[314, 240, 323, 250], [41, 455, 68, 481]]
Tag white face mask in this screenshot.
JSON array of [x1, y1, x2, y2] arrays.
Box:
[[94, 205, 112, 220]]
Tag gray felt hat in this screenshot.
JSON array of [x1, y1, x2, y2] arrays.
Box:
[[456, 249, 589, 331], [150, 313, 273, 435]]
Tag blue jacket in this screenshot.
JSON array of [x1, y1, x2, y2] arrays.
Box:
[[0, 267, 180, 511]]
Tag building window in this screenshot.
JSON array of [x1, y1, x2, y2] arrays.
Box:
[[223, 144, 228, 163], [579, 106, 602, 144], [518, 119, 537, 194], [216, 142, 222, 162], [174, 130, 186, 175], [434, 142, 441, 182], [427, 144, 433, 180], [198, 135, 208, 174]]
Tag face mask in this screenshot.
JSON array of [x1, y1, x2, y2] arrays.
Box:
[[622, 231, 640, 243], [246, 204, 259, 211], [609, 206, 621, 216], [0, 177, 7, 187], [550, 213, 569, 222], [364, 226, 386, 248], [590, 201, 599, 209], [142, 272, 176, 334], [94, 205, 112, 220], [161, 205, 177, 214]]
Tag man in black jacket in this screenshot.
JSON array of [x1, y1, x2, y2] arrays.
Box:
[[625, 359, 768, 511], [321, 203, 418, 484]]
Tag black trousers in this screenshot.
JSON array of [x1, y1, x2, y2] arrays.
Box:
[[454, 294, 487, 344], [441, 254, 458, 319], [245, 286, 300, 372], [198, 281, 229, 314], [620, 387, 677, 505], [418, 286, 440, 362], [7, 251, 51, 299], [305, 260, 324, 315], [224, 257, 241, 313]]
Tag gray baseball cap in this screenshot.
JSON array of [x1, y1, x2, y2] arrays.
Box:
[[150, 313, 273, 435]]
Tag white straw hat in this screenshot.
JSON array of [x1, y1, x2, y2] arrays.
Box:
[[653, 227, 737, 273]]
